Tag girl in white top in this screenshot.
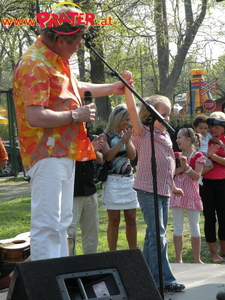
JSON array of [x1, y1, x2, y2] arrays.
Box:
[[100, 104, 139, 251]]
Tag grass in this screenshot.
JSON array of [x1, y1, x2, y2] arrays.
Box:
[[0, 177, 217, 264], [0, 195, 30, 239]]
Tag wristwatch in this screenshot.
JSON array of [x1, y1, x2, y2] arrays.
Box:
[[71, 110, 79, 124]]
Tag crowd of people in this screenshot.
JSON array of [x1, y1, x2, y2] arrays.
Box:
[[7, 4, 225, 295]]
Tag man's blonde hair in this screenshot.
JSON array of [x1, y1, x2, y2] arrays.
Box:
[[139, 95, 171, 125]]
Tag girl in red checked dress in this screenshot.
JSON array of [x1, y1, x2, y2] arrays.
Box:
[[170, 127, 206, 264]]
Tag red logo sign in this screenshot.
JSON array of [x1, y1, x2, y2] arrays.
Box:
[[203, 99, 216, 112]]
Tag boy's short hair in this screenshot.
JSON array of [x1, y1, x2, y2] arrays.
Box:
[[192, 114, 208, 128]]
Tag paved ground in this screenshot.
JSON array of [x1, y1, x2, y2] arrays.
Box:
[[0, 263, 225, 299], [165, 263, 225, 300]]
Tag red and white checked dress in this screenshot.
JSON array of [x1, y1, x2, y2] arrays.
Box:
[[170, 152, 206, 211]]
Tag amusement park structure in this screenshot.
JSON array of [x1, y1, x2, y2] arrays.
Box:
[[183, 69, 220, 114]]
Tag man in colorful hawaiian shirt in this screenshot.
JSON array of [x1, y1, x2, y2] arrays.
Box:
[[12, 6, 126, 261]]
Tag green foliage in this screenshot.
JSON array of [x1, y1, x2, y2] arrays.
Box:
[[170, 117, 193, 129], [173, 56, 200, 99], [0, 125, 9, 140], [91, 120, 108, 135], [208, 54, 225, 97]]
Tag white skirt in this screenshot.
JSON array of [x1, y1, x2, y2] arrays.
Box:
[[102, 174, 139, 210]]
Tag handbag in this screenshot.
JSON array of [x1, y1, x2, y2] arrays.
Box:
[[94, 133, 111, 182], [94, 160, 111, 182]]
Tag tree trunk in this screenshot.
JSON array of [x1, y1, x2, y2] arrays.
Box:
[[154, 0, 208, 100], [77, 49, 86, 82], [89, 27, 111, 121]]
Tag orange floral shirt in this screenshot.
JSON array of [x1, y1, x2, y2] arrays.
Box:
[[0, 138, 8, 161], [12, 36, 95, 171]]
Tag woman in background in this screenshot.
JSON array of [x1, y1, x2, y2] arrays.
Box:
[[100, 104, 139, 251], [200, 111, 225, 262]]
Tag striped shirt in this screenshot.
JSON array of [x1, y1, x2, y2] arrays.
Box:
[[132, 125, 175, 196]]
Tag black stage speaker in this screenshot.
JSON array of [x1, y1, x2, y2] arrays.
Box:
[[7, 249, 162, 300]]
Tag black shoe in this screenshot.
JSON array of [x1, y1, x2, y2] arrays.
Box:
[[164, 283, 185, 292]]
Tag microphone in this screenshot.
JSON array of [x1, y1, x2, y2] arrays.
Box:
[[206, 117, 225, 128], [82, 32, 95, 41], [84, 91, 92, 136]]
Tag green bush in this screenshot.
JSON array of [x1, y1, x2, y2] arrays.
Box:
[[91, 120, 107, 135], [0, 125, 9, 140]]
